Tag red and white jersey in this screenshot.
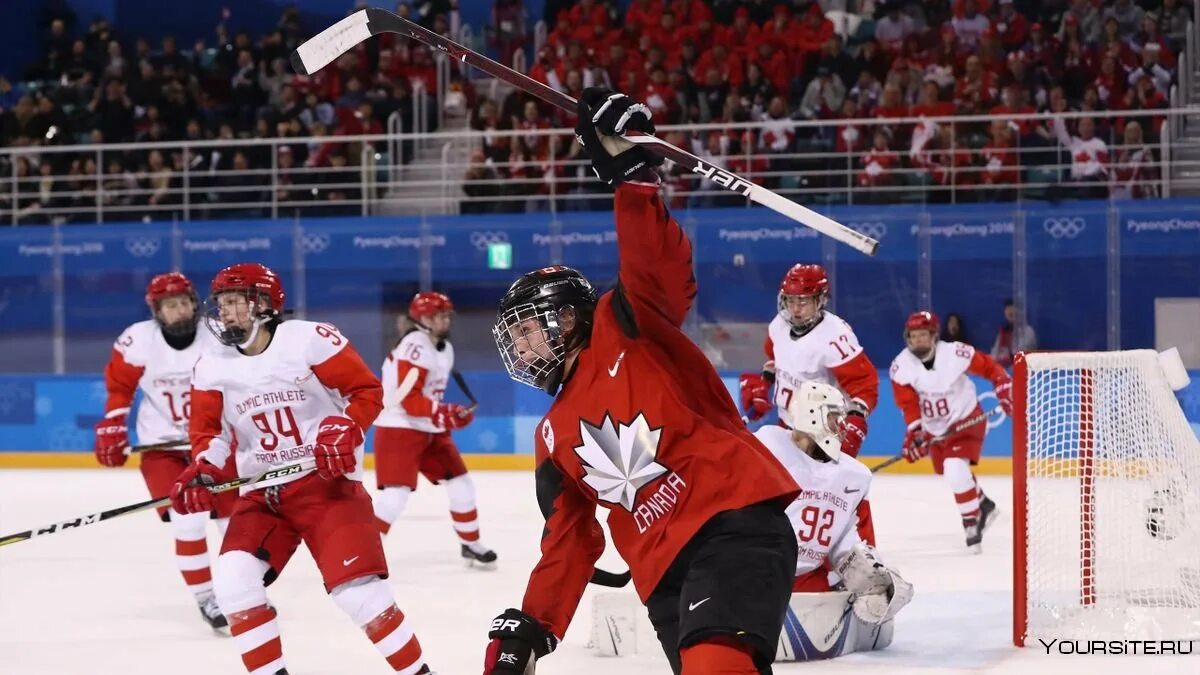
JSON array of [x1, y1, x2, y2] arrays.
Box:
[[377, 329, 454, 433], [765, 312, 879, 429], [889, 340, 1006, 436], [754, 425, 871, 576], [189, 321, 383, 493], [103, 320, 222, 446]]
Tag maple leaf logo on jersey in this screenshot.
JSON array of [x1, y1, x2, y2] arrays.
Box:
[[574, 412, 668, 511]]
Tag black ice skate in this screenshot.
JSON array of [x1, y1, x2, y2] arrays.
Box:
[[461, 542, 498, 568], [197, 593, 229, 632], [963, 496, 999, 554]]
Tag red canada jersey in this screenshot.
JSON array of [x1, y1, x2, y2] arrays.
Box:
[[522, 183, 799, 639]]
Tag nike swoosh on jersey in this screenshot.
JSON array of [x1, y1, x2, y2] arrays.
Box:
[[343, 556, 360, 566], [608, 351, 626, 377], [688, 597, 711, 611]]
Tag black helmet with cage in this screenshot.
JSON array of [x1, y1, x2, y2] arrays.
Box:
[[493, 265, 598, 394]]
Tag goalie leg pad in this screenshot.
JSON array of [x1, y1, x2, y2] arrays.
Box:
[[776, 591, 897, 661]]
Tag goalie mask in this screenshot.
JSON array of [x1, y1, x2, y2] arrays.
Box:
[[493, 266, 598, 394], [778, 264, 829, 335], [204, 263, 285, 347], [786, 381, 848, 462]]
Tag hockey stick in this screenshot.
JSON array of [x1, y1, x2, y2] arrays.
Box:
[[451, 369, 478, 406], [590, 568, 632, 588], [290, 8, 879, 256], [0, 459, 315, 548], [127, 438, 190, 454], [869, 409, 994, 474]]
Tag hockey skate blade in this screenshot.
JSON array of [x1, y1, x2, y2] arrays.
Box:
[[464, 558, 498, 571], [967, 543, 982, 555], [980, 505, 1003, 534]]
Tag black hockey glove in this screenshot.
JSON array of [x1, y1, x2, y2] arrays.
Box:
[[574, 87, 663, 185], [483, 608, 557, 674]]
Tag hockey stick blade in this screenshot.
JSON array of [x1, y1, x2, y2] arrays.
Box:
[[290, 9, 878, 256], [0, 459, 315, 548], [590, 568, 633, 588]]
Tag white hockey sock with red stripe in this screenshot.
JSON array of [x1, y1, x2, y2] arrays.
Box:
[[445, 474, 482, 545], [229, 605, 285, 675], [943, 457, 981, 525], [169, 510, 214, 598], [332, 576, 426, 673]]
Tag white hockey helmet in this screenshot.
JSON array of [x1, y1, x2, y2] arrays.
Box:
[[787, 381, 848, 462]]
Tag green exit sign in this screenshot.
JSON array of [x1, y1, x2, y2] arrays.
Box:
[[487, 242, 512, 270]]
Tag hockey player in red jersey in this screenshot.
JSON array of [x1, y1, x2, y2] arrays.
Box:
[[481, 89, 799, 675], [94, 272, 233, 630], [374, 291, 497, 566], [890, 311, 1012, 552], [170, 263, 429, 675]]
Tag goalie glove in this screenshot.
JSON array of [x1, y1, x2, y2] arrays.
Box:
[[483, 608, 557, 674], [574, 88, 663, 185], [835, 541, 914, 625]]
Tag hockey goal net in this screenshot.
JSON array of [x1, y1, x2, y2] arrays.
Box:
[[1013, 350, 1200, 646]]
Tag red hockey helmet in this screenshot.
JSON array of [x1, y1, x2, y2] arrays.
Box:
[[904, 310, 940, 336], [210, 263, 285, 313], [779, 264, 829, 297], [778, 264, 829, 333], [409, 291, 454, 321], [145, 272, 196, 307]]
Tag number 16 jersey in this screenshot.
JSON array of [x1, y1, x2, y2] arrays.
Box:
[[189, 320, 384, 492]]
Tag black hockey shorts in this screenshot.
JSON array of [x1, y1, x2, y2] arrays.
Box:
[[646, 500, 798, 674]]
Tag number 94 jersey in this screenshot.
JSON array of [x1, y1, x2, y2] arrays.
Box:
[[754, 425, 872, 576], [104, 320, 223, 446], [190, 321, 384, 492]]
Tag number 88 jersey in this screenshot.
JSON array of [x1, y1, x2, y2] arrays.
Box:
[[104, 319, 222, 446], [888, 340, 980, 437]]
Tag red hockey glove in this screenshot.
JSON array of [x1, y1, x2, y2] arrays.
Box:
[[483, 608, 557, 674], [739, 373, 772, 421], [170, 457, 223, 514], [434, 402, 475, 430], [838, 412, 869, 457], [314, 415, 363, 480], [994, 380, 1013, 416], [902, 423, 931, 463], [94, 414, 130, 467]]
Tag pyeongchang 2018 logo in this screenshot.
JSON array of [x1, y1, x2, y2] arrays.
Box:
[[1038, 639, 1195, 656]]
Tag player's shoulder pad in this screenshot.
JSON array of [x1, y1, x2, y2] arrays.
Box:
[[113, 320, 158, 359], [395, 329, 437, 364], [888, 350, 919, 384], [279, 320, 351, 363], [766, 313, 789, 335], [936, 340, 974, 373], [754, 425, 804, 470], [839, 454, 873, 483]]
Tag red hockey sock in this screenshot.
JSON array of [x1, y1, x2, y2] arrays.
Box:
[[376, 517, 392, 536], [365, 604, 425, 673], [228, 605, 284, 674], [680, 636, 758, 674]]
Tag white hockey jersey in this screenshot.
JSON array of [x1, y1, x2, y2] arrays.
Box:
[[755, 425, 871, 576], [103, 319, 222, 446], [766, 312, 869, 428], [376, 329, 454, 433], [190, 321, 383, 492], [888, 340, 980, 436]]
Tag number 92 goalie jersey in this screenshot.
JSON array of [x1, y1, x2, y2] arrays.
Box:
[[103, 320, 222, 445], [189, 321, 384, 492], [753, 425, 872, 578], [523, 182, 800, 640]]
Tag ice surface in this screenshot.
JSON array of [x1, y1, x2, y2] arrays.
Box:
[[1, 470, 1194, 674]]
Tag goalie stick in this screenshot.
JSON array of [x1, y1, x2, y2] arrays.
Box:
[[869, 408, 995, 474], [290, 8, 879, 256], [0, 460, 316, 548]]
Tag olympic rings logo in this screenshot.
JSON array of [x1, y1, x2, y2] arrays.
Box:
[[470, 231, 509, 251], [1043, 217, 1086, 240], [300, 233, 331, 254], [124, 237, 162, 258], [847, 221, 888, 240]]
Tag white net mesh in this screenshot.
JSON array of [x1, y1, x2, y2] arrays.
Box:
[[1018, 350, 1200, 643]]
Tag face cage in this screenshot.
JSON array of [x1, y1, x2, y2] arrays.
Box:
[[202, 292, 274, 346], [493, 302, 566, 390], [778, 291, 826, 332]]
